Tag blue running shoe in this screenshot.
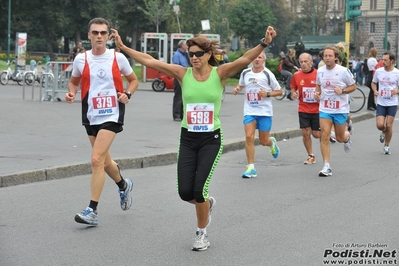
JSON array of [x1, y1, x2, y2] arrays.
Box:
[[119, 178, 133, 211], [270, 137, 280, 158], [75, 207, 98, 226], [242, 165, 257, 178]]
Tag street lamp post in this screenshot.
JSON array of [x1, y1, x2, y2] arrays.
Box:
[[312, 0, 316, 35], [384, 0, 388, 50], [7, 0, 11, 62], [217, 0, 221, 35]]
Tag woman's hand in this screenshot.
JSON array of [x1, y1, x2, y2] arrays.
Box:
[[109, 28, 124, 49], [264, 26, 277, 45]]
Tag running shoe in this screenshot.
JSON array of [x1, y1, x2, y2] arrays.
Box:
[[304, 155, 316, 165], [270, 137, 280, 158], [330, 132, 337, 143], [192, 231, 210, 251], [319, 165, 332, 177], [242, 166, 257, 178], [347, 120, 354, 135], [344, 135, 352, 153], [119, 178, 133, 211], [74, 207, 98, 226], [206, 197, 216, 228], [383, 146, 391, 155], [380, 131, 385, 143]]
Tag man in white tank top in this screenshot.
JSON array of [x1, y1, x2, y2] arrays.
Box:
[[65, 18, 139, 226]]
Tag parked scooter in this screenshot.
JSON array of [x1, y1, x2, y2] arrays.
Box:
[[151, 71, 174, 92]]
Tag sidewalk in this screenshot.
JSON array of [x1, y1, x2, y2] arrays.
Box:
[[0, 83, 374, 187]]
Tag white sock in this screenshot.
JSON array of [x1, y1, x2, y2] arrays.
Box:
[[197, 228, 207, 234], [324, 162, 330, 168], [249, 164, 255, 169]]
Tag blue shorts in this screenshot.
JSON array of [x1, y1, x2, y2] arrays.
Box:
[[319, 111, 347, 125], [376, 105, 397, 117], [243, 115, 272, 132]]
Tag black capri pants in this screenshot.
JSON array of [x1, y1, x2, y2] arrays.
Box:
[[177, 128, 224, 203]]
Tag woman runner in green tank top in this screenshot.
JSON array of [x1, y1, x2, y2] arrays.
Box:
[[110, 26, 277, 251]]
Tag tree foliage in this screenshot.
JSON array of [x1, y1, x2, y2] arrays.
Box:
[[0, 0, 316, 59], [227, 0, 276, 47], [138, 0, 172, 32]]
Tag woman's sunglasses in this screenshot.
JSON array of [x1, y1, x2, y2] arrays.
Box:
[[188, 51, 207, 58]]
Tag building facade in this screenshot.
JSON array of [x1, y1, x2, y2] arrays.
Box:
[[286, 0, 399, 59]]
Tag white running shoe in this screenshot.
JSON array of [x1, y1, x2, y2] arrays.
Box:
[[344, 136, 352, 153], [330, 132, 337, 143], [319, 165, 332, 177], [192, 231, 210, 251], [380, 131, 385, 143], [347, 120, 354, 135], [383, 146, 391, 155], [206, 197, 216, 228]]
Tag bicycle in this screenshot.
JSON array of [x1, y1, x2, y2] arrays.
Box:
[[24, 60, 42, 86], [349, 87, 366, 113], [0, 60, 25, 86], [275, 75, 290, 100]]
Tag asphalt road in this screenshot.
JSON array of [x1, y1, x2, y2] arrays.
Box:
[[1, 117, 398, 266]]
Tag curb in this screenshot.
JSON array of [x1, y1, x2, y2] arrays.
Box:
[[0, 112, 374, 188]]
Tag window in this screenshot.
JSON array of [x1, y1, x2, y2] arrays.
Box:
[[370, 22, 375, 33], [370, 0, 377, 10], [388, 22, 392, 32], [369, 41, 374, 49], [389, 0, 394, 9], [338, 0, 344, 10]]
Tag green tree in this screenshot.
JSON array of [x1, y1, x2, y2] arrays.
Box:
[[227, 0, 276, 47], [299, 0, 329, 35], [138, 0, 172, 32], [268, 0, 292, 55]]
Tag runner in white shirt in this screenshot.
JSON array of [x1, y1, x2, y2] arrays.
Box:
[[371, 52, 399, 155], [233, 52, 282, 178], [314, 46, 356, 177], [65, 18, 139, 226]]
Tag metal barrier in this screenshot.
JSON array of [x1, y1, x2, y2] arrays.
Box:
[[22, 71, 41, 101], [42, 61, 73, 101], [23, 61, 73, 101]]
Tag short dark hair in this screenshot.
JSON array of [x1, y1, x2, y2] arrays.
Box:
[[87, 18, 110, 32], [383, 52, 395, 61]]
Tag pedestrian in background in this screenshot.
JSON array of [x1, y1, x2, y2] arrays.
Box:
[[172, 40, 189, 121], [366, 47, 378, 111]]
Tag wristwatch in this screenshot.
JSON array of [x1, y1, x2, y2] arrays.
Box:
[[267, 92, 271, 97], [342, 88, 347, 94], [260, 38, 268, 48], [124, 91, 131, 99]]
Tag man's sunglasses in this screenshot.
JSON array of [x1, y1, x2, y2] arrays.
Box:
[[91, 30, 108, 36], [188, 51, 207, 58]]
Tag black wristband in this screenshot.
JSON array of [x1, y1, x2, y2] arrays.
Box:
[[124, 91, 131, 99], [260, 38, 268, 48], [267, 91, 271, 97]]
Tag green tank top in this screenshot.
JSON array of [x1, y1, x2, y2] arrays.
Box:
[[181, 67, 224, 131]]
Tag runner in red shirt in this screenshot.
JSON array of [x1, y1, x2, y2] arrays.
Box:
[[290, 52, 320, 164]]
